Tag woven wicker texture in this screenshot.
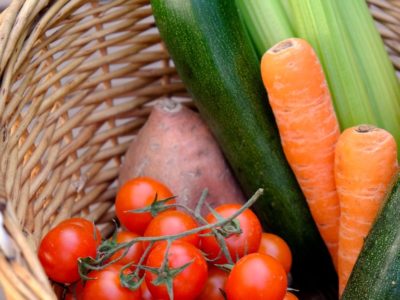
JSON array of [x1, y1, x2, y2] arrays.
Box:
[[0, 0, 398, 299], [0, 0, 190, 299], [368, 0, 400, 70]]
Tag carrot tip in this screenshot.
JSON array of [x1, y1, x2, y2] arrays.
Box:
[[271, 40, 294, 53], [355, 124, 377, 133]]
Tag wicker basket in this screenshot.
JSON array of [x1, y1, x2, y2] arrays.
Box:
[[0, 0, 398, 299]]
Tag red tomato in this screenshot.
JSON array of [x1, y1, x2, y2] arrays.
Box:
[[141, 281, 153, 300], [38, 218, 101, 283], [65, 293, 76, 300], [143, 210, 199, 249], [65, 293, 73, 300], [115, 177, 175, 235], [258, 232, 292, 273], [197, 266, 229, 300], [284, 292, 299, 300], [58, 218, 102, 240], [145, 241, 208, 300], [108, 231, 144, 267], [200, 204, 262, 264], [65, 294, 75, 300], [82, 264, 142, 300], [225, 253, 287, 300]]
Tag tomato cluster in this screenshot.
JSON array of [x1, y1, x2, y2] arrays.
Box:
[[38, 176, 297, 300]]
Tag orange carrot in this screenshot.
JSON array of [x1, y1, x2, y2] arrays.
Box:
[[335, 125, 398, 295], [260, 38, 340, 268]]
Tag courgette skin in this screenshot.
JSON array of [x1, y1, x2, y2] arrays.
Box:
[[342, 175, 400, 300], [151, 0, 336, 291]]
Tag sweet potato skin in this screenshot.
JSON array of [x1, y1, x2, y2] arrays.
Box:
[[119, 100, 245, 212]]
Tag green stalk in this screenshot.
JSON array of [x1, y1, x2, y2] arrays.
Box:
[[289, 0, 400, 158], [235, 0, 294, 57], [289, 0, 375, 128], [337, 0, 400, 153]]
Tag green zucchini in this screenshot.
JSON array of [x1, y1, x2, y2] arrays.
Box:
[[151, 0, 337, 292], [342, 175, 400, 299]]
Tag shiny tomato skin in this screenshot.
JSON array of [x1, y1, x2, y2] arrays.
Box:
[[58, 218, 102, 242], [200, 204, 262, 264], [108, 231, 144, 267], [65, 294, 73, 300], [82, 264, 142, 300], [115, 177, 175, 235], [258, 232, 292, 273], [65, 293, 76, 300], [143, 210, 199, 249], [225, 253, 287, 300], [141, 281, 153, 300], [197, 266, 228, 300], [284, 292, 299, 300], [145, 241, 208, 300], [38, 218, 101, 283]]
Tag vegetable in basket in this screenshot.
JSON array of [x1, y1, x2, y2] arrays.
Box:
[[289, 0, 400, 158], [236, 0, 294, 56], [238, 0, 400, 159], [225, 252, 288, 300], [150, 0, 337, 293], [118, 99, 246, 216], [38, 173, 298, 300], [342, 174, 400, 299], [115, 176, 175, 235], [38, 218, 101, 283], [261, 38, 340, 268], [334, 125, 398, 295]]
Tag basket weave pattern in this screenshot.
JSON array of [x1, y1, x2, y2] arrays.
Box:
[[368, 0, 400, 69], [0, 0, 398, 299]]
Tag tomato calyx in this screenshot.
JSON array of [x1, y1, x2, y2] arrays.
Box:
[[96, 233, 135, 264], [143, 258, 194, 300], [201, 207, 243, 239], [117, 241, 194, 298], [118, 264, 144, 291], [200, 207, 243, 265], [126, 194, 177, 217], [215, 218, 242, 238], [96, 228, 121, 258], [77, 226, 151, 281], [78, 256, 101, 281]]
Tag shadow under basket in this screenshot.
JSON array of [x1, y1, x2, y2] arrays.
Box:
[[0, 0, 398, 299]]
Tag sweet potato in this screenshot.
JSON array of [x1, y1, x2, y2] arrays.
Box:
[[119, 99, 245, 213]]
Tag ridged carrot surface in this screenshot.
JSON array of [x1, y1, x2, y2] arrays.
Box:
[[261, 38, 340, 268], [335, 125, 398, 295]]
